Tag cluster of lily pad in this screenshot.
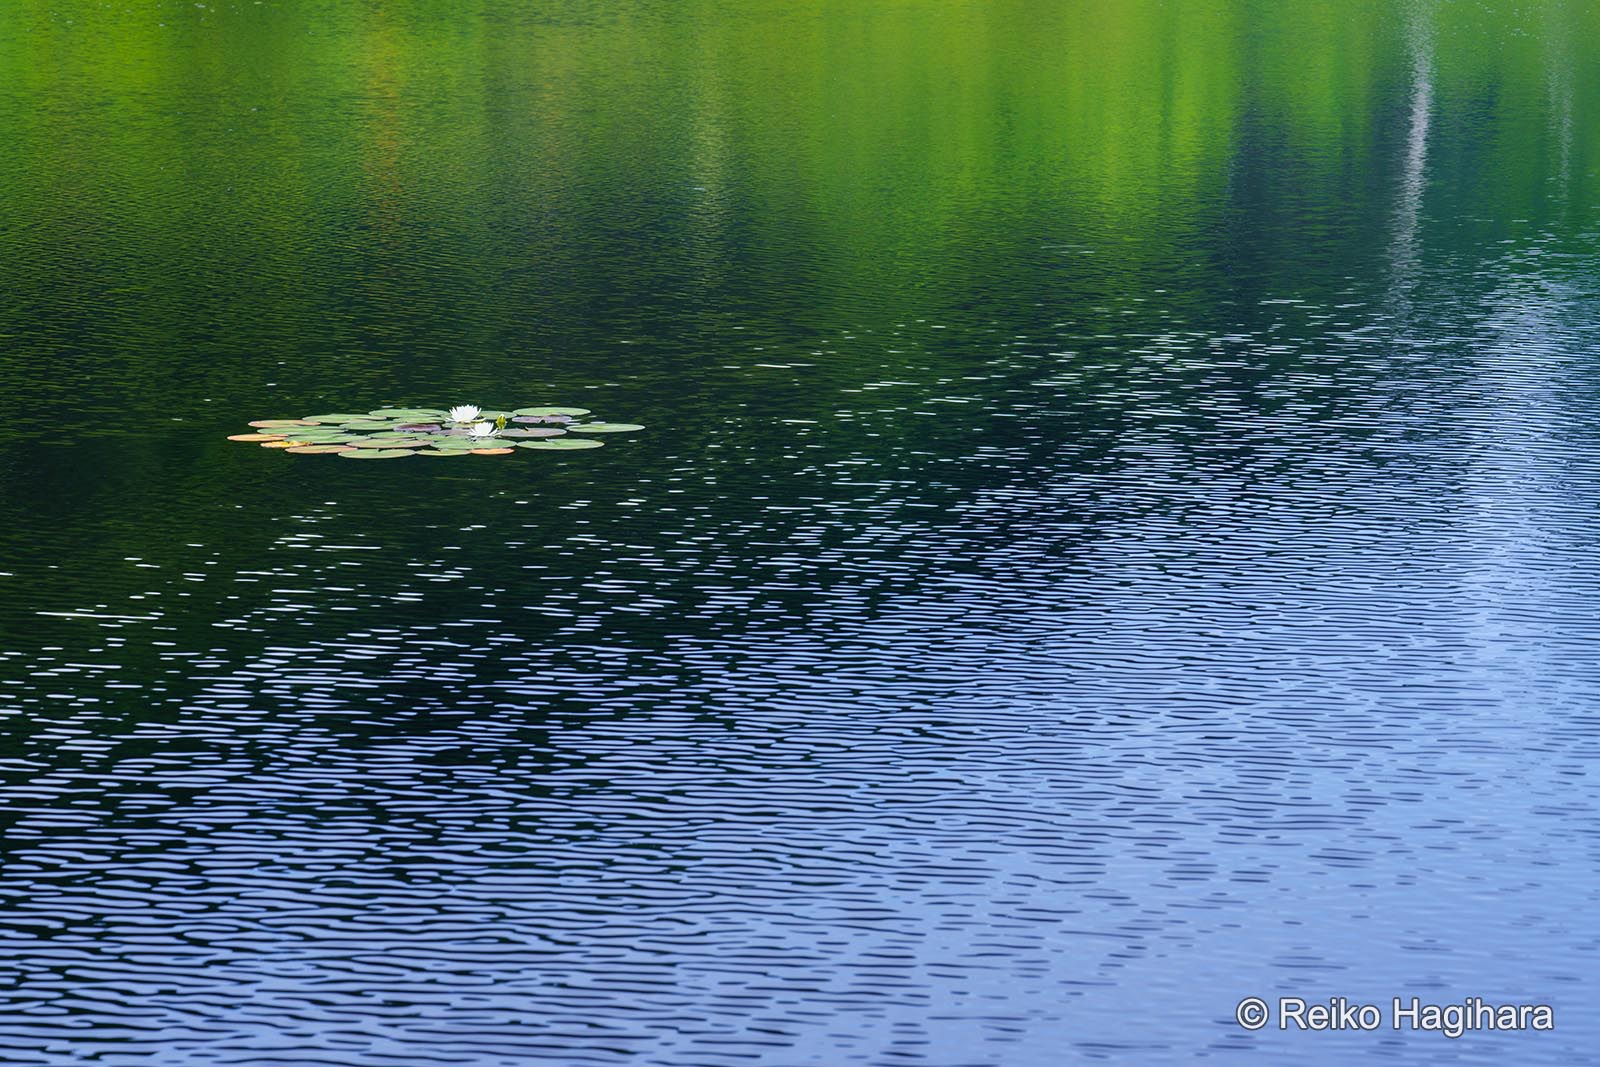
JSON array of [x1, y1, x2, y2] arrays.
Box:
[[227, 404, 642, 459]]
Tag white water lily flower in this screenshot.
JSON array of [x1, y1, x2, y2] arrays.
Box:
[[448, 404, 482, 423], [467, 421, 497, 439]]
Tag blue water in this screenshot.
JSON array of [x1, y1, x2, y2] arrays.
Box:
[[3, 1, 1599, 1064]]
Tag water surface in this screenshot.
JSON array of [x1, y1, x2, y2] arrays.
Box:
[[3, 2, 1599, 1064]]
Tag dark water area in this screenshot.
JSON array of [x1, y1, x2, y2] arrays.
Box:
[[3, 2, 1600, 1064]]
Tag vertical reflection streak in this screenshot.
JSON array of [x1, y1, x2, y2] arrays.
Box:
[[1389, 1, 1433, 297]]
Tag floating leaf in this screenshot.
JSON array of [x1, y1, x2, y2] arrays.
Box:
[[518, 438, 604, 450], [338, 449, 416, 460], [352, 437, 431, 449], [569, 423, 644, 433], [234, 401, 635, 462]]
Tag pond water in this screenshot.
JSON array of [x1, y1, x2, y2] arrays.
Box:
[[3, 2, 1599, 1064]]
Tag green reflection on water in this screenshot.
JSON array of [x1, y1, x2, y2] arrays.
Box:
[[2, 1, 1592, 317], [0, 0, 1595, 596]]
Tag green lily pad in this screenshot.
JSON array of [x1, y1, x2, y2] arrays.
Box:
[[518, 438, 604, 450], [353, 437, 431, 449], [569, 423, 644, 433], [279, 429, 354, 440], [338, 449, 416, 460], [236, 401, 635, 463]]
